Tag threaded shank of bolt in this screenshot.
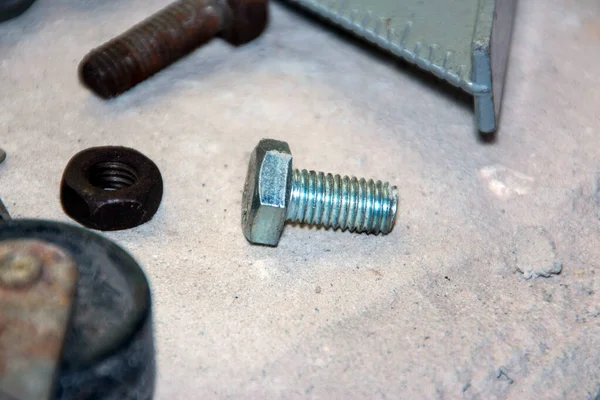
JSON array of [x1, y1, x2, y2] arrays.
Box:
[[286, 169, 398, 234], [79, 0, 227, 98]]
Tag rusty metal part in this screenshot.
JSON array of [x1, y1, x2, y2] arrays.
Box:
[[0, 250, 43, 288], [79, 0, 269, 98], [60, 146, 163, 231], [0, 220, 155, 400], [0, 239, 78, 400]]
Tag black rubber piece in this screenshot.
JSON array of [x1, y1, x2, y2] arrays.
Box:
[[0, 220, 155, 400], [0, 0, 37, 22], [60, 146, 163, 231]]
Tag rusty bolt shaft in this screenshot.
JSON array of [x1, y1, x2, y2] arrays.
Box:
[[80, 0, 229, 98], [79, 0, 268, 98]]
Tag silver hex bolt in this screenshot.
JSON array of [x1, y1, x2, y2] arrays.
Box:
[[242, 139, 399, 246]]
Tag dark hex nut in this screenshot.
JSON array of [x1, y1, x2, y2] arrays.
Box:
[[60, 146, 163, 231]]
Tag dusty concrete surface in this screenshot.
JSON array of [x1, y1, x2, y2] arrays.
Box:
[[0, 0, 599, 398]]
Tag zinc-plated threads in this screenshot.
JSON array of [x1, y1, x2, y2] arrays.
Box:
[[286, 169, 398, 234]]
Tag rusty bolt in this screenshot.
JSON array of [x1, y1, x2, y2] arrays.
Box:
[[79, 0, 269, 98]]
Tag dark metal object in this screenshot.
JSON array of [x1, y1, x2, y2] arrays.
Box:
[[60, 146, 163, 231], [0, 152, 10, 224], [0, 0, 37, 22], [0, 199, 9, 223], [79, 0, 269, 98], [0, 240, 77, 400], [0, 220, 155, 400]]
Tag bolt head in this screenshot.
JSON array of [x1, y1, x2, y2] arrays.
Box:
[[0, 252, 42, 288], [221, 0, 269, 46], [242, 139, 293, 246]]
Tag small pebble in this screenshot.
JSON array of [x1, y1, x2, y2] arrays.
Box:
[[514, 226, 562, 279]]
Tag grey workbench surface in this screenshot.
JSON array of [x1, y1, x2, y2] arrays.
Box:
[[1, 0, 599, 398]]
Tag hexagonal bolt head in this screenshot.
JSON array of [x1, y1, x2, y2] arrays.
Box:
[[242, 139, 292, 246]]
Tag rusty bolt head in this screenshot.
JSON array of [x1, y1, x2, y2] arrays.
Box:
[[242, 139, 293, 246], [60, 146, 163, 231], [0, 251, 42, 288], [220, 0, 269, 46]]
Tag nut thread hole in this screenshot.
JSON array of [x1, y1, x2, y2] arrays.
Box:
[[89, 162, 139, 191]]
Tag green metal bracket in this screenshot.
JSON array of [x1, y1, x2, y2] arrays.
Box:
[[282, 0, 518, 133]]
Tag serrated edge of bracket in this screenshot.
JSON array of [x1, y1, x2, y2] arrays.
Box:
[[283, 0, 490, 95]]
